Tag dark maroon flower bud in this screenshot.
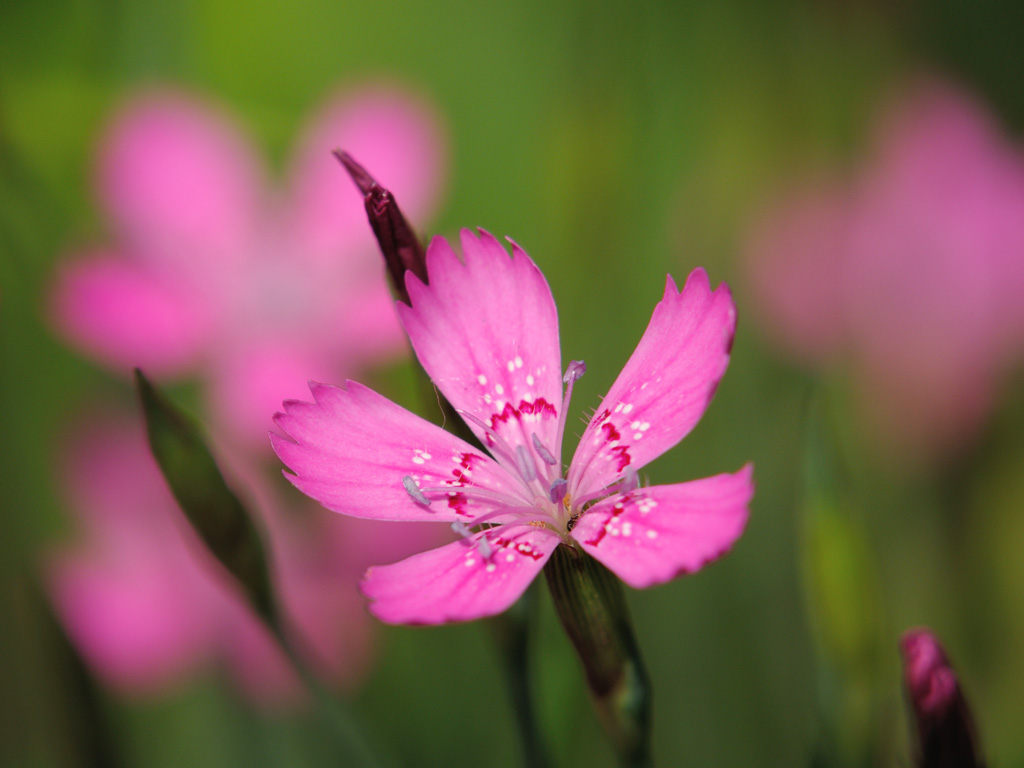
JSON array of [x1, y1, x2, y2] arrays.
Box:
[[900, 629, 984, 768], [334, 150, 427, 304]]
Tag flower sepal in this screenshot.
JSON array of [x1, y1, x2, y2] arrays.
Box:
[[544, 543, 652, 768]]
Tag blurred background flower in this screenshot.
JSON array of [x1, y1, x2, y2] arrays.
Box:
[[3, 1, 1024, 766], [743, 78, 1024, 461], [36, 83, 450, 708]]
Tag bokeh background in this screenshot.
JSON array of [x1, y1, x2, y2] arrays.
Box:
[[3, 1, 1024, 766]]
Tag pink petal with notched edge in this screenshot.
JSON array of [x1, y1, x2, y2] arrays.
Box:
[[568, 269, 736, 499], [360, 524, 561, 624], [272, 380, 517, 523], [287, 85, 447, 260], [50, 254, 210, 377], [571, 465, 753, 589], [398, 230, 564, 455], [97, 91, 263, 272]]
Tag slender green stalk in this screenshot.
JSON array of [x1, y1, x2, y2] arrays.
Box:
[[545, 544, 653, 768]]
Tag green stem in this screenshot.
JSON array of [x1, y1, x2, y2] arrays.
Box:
[[545, 544, 653, 768]]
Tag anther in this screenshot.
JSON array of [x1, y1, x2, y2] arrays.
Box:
[[515, 445, 537, 482], [532, 433, 558, 466], [403, 475, 431, 505], [563, 359, 586, 384], [549, 478, 568, 505]]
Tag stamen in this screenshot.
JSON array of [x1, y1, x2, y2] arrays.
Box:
[[403, 475, 430, 505], [457, 409, 519, 466], [549, 478, 568, 505], [515, 445, 537, 482], [532, 433, 558, 466], [554, 360, 586, 464], [452, 521, 494, 559], [620, 467, 638, 493]]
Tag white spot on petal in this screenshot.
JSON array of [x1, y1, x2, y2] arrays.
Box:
[[478, 374, 487, 385], [495, 384, 505, 395], [514, 356, 523, 368]]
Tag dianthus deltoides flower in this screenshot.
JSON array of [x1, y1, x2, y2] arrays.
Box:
[[273, 230, 752, 624]]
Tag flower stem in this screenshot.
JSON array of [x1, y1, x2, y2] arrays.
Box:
[[544, 544, 653, 768]]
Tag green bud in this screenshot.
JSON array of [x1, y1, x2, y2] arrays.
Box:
[[133, 369, 275, 624]]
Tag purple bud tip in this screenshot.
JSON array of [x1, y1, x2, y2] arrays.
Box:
[[335, 150, 379, 196], [900, 628, 983, 768], [564, 360, 586, 384]]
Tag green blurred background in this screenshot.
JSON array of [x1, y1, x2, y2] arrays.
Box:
[[3, 1, 1024, 766]]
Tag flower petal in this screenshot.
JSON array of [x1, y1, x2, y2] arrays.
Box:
[[50, 253, 212, 377], [398, 230, 563, 461], [360, 524, 560, 624], [286, 85, 448, 259], [570, 465, 753, 589], [272, 381, 519, 522], [96, 90, 262, 271], [568, 269, 736, 498]]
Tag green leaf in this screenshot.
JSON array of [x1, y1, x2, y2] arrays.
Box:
[[133, 368, 274, 625]]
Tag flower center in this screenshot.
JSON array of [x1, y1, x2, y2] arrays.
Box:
[[400, 360, 591, 546]]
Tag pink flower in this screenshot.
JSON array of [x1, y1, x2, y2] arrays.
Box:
[[272, 230, 753, 624], [50, 84, 447, 448], [743, 79, 1024, 456], [47, 416, 430, 701]]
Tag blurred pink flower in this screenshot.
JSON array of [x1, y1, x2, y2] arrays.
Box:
[[51, 84, 447, 448], [47, 416, 433, 702], [743, 79, 1024, 456]]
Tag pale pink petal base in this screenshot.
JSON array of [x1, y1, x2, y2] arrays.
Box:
[[569, 269, 736, 497], [571, 465, 753, 589], [361, 525, 560, 624]]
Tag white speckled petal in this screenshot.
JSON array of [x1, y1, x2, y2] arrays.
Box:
[[571, 465, 753, 589], [398, 230, 563, 464], [272, 381, 519, 522], [361, 523, 561, 624], [568, 269, 736, 499]]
